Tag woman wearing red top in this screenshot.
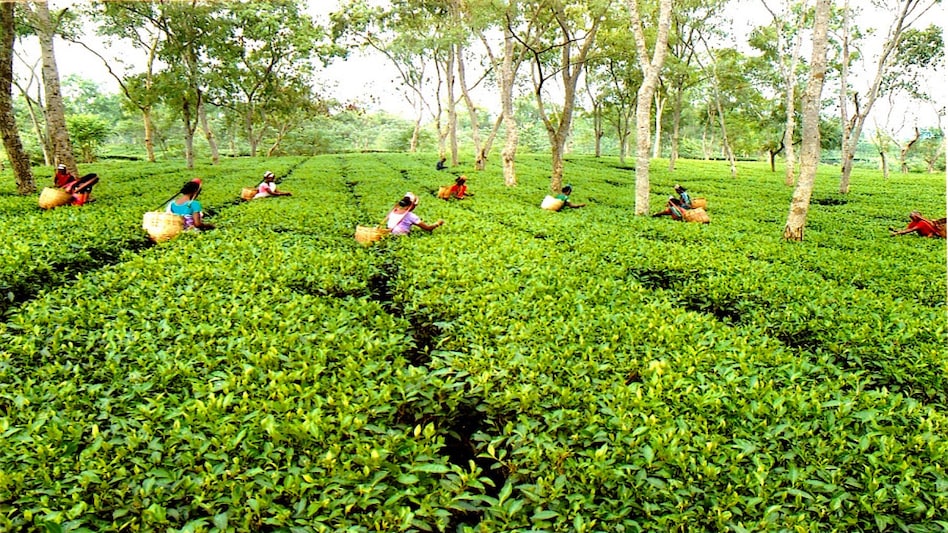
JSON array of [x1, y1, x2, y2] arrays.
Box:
[[890, 211, 943, 238], [448, 175, 470, 199], [54, 164, 99, 206]]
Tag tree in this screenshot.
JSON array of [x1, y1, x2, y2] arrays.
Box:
[[664, 1, 723, 171], [784, 0, 831, 242], [83, 2, 163, 162], [22, 1, 77, 175], [628, 0, 673, 215], [66, 113, 109, 163], [0, 2, 34, 194], [516, 0, 606, 193], [331, 0, 445, 156], [760, 0, 809, 185], [203, 1, 324, 158], [837, 0, 940, 194], [917, 123, 945, 173]]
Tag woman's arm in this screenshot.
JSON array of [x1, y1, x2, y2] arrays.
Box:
[[416, 219, 445, 231]]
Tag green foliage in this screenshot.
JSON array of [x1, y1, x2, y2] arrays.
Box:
[[66, 114, 111, 163], [0, 154, 945, 532]]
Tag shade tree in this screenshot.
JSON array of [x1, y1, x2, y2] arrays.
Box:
[[0, 1, 33, 194], [837, 0, 940, 194]]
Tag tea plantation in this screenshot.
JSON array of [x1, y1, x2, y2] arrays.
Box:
[[0, 154, 945, 532]]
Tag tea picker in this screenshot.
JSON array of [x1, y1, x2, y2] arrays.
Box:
[[143, 178, 215, 242]]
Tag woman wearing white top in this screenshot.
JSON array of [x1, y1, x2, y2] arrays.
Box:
[[253, 171, 292, 199]]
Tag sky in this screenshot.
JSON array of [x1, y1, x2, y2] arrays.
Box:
[[21, 0, 948, 140]]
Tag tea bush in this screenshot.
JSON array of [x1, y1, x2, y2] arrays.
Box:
[[0, 154, 945, 532]]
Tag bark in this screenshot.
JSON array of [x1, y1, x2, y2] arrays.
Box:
[[669, 85, 683, 171], [899, 127, 920, 173], [0, 2, 34, 194], [784, 0, 831, 242], [199, 101, 220, 164], [182, 97, 197, 169], [629, 0, 673, 215], [651, 92, 665, 159], [445, 47, 458, 166], [500, 21, 519, 187], [837, 0, 854, 192], [456, 42, 485, 170], [31, 1, 76, 175], [585, 75, 603, 158], [523, 4, 602, 193]]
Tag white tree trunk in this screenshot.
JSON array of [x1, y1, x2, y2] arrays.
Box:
[[651, 92, 665, 159], [32, 1, 76, 175], [784, 0, 832, 241], [501, 24, 518, 187], [628, 0, 673, 215]]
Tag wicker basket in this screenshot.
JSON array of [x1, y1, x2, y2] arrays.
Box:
[[354, 225, 390, 245], [437, 186, 452, 200], [682, 207, 710, 224], [691, 197, 707, 209], [142, 211, 184, 242], [241, 187, 257, 201], [540, 195, 565, 211], [38, 187, 73, 209], [934, 217, 947, 238]]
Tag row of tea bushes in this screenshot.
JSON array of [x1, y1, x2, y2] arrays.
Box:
[[1, 153, 945, 531], [0, 159, 305, 316], [1, 157, 492, 531], [389, 185, 947, 530]]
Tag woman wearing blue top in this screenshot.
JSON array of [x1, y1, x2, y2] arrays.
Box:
[[167, 178, 215, 230], [652, 184, 692, 219]]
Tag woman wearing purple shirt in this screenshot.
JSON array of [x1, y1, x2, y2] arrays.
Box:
[[385, 192, 444, 235]]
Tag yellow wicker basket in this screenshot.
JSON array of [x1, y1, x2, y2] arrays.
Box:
[[142, 211, 184, 242], [354, 225, 390, 245], [241, 187, 257, 201], [540, 195, 565, 211], [38, 187, 72, 209], [691, 197, 707, 209], [682, 207, 710, 224]]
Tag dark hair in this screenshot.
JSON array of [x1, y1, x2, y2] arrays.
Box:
[[180, 181, 201, 196], [398, 196, 412, 207], [562, 185, 572, 194], [455, 176, 466, 185]]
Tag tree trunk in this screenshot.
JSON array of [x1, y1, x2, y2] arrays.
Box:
[[456, 42, 485, 170], [445, 48, 458, 167], [629, 0, 673, 215], [199, 101, 219, 164], [709, 66, 737, 178], [899, 127, 920, 173], [142, 107, 156, 162], [501, 23, 518, 187], [837, 0, 854, 193], [669, 85, 683, 171], [784, 0, 831, 242], [651, 92, 665, 159], [13, 81, 51, 166], [32, 1, 77, 175], [182, 98, 196, 169], [879, 149, 889, 179], [0, 2, 33, 194], [780, 1, 807, 187]]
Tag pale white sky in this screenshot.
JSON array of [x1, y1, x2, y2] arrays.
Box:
[[22, 0, 948, 139]]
